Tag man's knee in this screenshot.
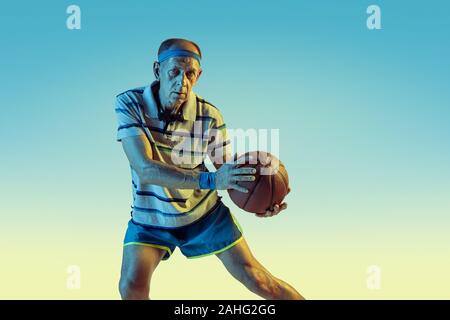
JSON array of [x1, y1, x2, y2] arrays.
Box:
[[243, 264, 280, 298], [119, 276, 150, 300]]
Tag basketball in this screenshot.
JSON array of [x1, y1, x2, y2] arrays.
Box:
[[228, 151, 289, 214]]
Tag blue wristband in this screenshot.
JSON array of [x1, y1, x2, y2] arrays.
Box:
[[199, 172, 216, 189]]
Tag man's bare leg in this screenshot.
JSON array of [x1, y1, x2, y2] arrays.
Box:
[[118, 244, 166, 300], [216, 238, 304, 300]]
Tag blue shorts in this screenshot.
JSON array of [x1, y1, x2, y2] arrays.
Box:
[[123, 200, 244, 260]]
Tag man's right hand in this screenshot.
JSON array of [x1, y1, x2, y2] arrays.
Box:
[[214, 156, 256, 193]]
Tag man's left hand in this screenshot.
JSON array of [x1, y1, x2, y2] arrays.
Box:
[[255, 187, 291, 218]]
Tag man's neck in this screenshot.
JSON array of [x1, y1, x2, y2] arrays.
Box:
[[152, 85, 165, 110]]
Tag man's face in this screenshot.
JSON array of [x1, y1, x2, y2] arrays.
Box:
[[157, 56, 201, 109]]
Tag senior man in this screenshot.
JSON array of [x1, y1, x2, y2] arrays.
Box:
[[115, 38, 303, 300]]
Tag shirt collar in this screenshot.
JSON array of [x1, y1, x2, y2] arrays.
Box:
[[143, 81, 197, 121]]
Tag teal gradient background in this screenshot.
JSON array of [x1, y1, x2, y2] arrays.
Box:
[[1, 0, 449, 298]]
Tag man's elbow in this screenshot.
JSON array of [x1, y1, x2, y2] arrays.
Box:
[[134, 161, 156, 184]]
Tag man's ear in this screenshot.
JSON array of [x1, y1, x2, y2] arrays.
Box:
[[196, 68, 203, 83], [153, 61, 160, 80]]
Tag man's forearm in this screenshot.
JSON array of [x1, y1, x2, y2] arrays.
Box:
[[137, 159, 202, 189]]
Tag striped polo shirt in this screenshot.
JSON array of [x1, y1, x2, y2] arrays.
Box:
[[115, 81, 231, 228]]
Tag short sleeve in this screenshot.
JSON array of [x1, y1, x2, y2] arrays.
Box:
[[207, 111, 232, 165], [115, 93, 145, 142]]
